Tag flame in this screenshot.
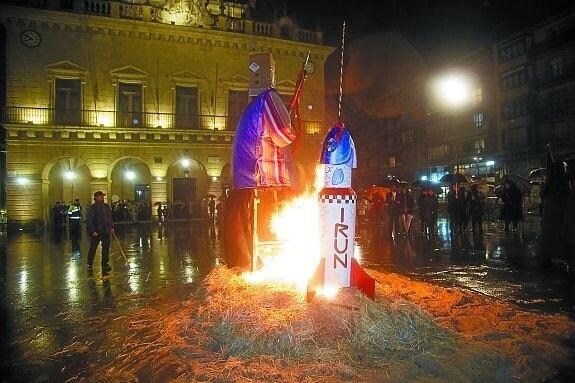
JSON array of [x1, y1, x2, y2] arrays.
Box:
[[242, 165, 360, 298], [243, 166, 324, 290]]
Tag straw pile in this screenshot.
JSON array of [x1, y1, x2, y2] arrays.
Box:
[[71, 267, 513, 382]]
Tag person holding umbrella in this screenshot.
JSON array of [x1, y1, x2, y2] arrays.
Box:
[[398, 184, 414, 235]]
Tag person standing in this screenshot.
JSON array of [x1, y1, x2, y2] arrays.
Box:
[[468, 184, 485, 233], [499, 181, 523, 232], [68, 198, 82, 254], [86, 191, 114, 272], [386, 185, 400, 237], [446, 184, 459, 234]]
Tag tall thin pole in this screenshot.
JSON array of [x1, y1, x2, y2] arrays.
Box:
[[338, 21, 346, 124]]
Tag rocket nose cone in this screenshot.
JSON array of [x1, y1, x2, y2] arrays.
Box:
[[320, 124, 357, 167]]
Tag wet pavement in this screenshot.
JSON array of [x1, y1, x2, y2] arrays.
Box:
[[1, 212, 574, 382]]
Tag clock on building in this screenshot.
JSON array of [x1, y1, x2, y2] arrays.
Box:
[[20, 30, 41, 47], [305, 60, 316, 74]]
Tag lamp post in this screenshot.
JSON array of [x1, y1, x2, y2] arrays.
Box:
[[473, 156, 482, 176], [430, 72, 473, 176]]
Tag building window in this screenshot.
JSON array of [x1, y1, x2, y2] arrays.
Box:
[[471, 88, 482, 106], [502, 68, 529, 90], [428, 145, 448, 160], [549, 56, 564, 79], [503, 127, 528, 147], [54, 78, 81, 125], [401, 129, 415, 144], [500, 39, 526, 63], [473, 139, 485, 151], [118, 82, 142, 127], [227, 90, 248, 131], [502, 98, 530, 120], [175, 86, 198, 129], [473, 112, 484, 128], [388, 156, 396, 168]]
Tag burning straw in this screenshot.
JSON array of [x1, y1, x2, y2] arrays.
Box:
[[71, 267, 512, 382]]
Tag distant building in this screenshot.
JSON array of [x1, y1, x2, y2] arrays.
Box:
[[347, 8, 575, 189], [0, 0, 332, 226], [493, 8, 575, 175]]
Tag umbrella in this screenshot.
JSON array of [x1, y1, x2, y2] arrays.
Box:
[[528, 168, 546, 185], [439, 173, 472, 186], [499, 174, 531, 196], [410, 179, 443, 194], [365, 185, 390, 201], [381, 176, 404, 188]]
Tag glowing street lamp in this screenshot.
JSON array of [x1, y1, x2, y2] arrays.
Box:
[[64, 170, 76, 180], [181, 158, 190, 168], [432, 73, 472, 108]]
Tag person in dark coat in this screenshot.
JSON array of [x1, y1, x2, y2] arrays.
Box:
[[86, 191, 114, 272], [468, 184, 485, 233], [499, 181, 523, 232], [457, 186, 470, 232], [421, 189, 439, 236], [68, 198, 82, 254], [446, 184, 459, 234], [540, 146, 570, 267]]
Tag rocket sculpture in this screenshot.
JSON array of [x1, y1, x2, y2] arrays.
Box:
[[307, 122, 375, 302]]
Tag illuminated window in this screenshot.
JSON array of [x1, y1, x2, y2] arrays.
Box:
[[175, 86, 199, 129], [473, 112, 484, 128], [118, 82, 142, 127], [55, 78, 81, 125], [473, 139, 485, 151], [388, 156, 396, 168], [471, 88, 482, 105]]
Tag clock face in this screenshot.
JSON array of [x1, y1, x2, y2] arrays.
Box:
[[21, 30, 41, 48], [305, 60, 316, 74]]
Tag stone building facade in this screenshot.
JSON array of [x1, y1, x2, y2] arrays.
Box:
[[0, 0, 333, 226]]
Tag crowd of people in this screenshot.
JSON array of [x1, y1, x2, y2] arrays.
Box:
[[357, 180, 526, 238]]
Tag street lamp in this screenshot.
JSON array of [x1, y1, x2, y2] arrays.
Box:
[[473, 157, 482, 176], [64, 170, 76, 199], [432, 73, 472, 108], [430, 72, 473, 175]]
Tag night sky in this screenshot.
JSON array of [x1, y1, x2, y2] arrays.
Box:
[[253, 0, 574, 58]]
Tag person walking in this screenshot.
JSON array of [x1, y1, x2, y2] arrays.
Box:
[[68, 198, 82, 255], [398, 185, 414, 236], [86, 191, 114, 272]]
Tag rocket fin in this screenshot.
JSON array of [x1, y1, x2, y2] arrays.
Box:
[[306, 258, 325, 302], [350, 258, 375, 299]]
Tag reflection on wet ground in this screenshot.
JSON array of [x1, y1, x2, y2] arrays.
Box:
[[358, 216, 575, 315], [0, 214, 574, 381]]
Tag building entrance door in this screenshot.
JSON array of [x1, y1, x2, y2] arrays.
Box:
[[173, 178, 196, 205]]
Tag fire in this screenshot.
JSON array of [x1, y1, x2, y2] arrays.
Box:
[[242, 166, 364, 297], [243, 167, 324, 290]]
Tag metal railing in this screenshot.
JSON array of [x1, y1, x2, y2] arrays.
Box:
[[0, 105, 324, 134]]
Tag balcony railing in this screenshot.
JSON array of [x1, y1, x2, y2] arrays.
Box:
[[5, 0, 324, 45], [535, 63, 575, 88], [0, 106, 323, 134]]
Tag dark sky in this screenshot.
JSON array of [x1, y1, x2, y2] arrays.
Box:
[[253, 0, 574, 59]]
